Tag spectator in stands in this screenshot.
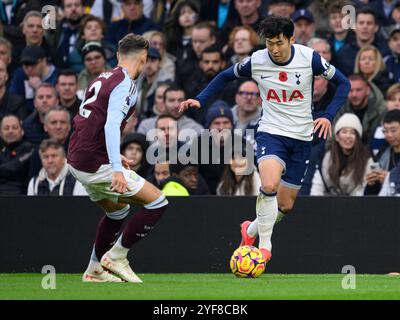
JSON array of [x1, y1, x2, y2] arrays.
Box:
[[184, 45, 228, 125], [189, 101, 240, 194], [220, 0, 263, 46], [143, 30, 176, 77], [150, 0, 181, 26], [46, 0, 85, 68], [292, 9, 315, 46], [0, 60, 29, 121], [366, 109, 400, 194], [9, 45, 59, 112], [136, 81, 171, 135], [148, 161, 171, 188], [78, 42, 110, 92], [226, 25, 259, 67], [164, 0, 200, 59], [16, 11, 55, 64], [300, 75, 338, 195], [120, 132, 151, 178], [23, 83, 59, 146], [68, 15, 116, 73], [200, 0, 238, 29], [135, 47, 174, 120], [371, 84, 400, 156], [0, 0, 42, 27], [334, 7, 391, 76], [0, 114, 34, 195], [384, 26, 400, 84], [310, 113, 373, 196], [334, 74, 386, 146], [175, 21, 217, 89], [56, 70, 81, 119], [86, 0, 123, 26], [308, 37, 332, 62], [149, 114, 183, 164], [266, 0, 296, 18], [27, 139, 87, 196], [369, 0, 398, 27], [0, 37, 13, 75], [216, 147, 261, 195], [106, 0, 158, 47], [379, 161, 400, 196], [232, 81, 261, 131], [161, 163, 209, 195], [28, 106, 71, 178], [164, 85, 203, 139], [354, 45, 392, 94], [327, 0, 353, 66]]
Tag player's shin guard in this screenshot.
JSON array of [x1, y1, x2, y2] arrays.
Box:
[[94, 205, 130, 260], [256, 189, 278, 251], [120, 194, 168, 249]]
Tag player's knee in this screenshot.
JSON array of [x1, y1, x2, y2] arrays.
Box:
[[144, 194, 168, 212], [278, 203, 293, 214], [260, 183, 279, 195], [105, 205, 130, 220]]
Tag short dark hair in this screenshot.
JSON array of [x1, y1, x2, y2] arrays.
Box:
[[348, 73, 369, 85], [57, 69, 78, 83], [80, 14, 106, 38], [200, 44, 223, 61], [118, 33, 149, 56], [383, 109, 400, 125], [156, 114, 177, 128], [356, 7, 377, 24], [0, 114, 22, 128], [163, 85, 185, 101], [169, 162, 198, 175], [258, 15, 294, 40], [193, 21, 217, 39]]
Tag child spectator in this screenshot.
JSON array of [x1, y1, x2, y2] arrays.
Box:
[[120, 133, 151, 178]]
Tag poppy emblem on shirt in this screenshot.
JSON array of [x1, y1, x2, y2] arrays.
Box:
[[11, 150, 17, 157], [279, 72, 288, 82]]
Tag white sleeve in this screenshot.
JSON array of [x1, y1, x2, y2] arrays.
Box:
[[310, 169, 325, 196], [27, 178, 35, 196], [378, 173, 390, 196]]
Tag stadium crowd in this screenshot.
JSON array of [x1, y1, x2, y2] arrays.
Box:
[[0, 0, 400, 197]]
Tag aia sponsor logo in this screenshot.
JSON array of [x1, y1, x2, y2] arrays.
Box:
[[266, 89, 304, 102]]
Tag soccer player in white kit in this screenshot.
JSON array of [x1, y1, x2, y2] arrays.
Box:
[[180, 15, 351, 263]]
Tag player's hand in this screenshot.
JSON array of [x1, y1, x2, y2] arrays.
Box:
[[313, 117, 332, 139], [179, 99, 201, 113], [121, 155, 134, 170], [110, 172, 131, 193]]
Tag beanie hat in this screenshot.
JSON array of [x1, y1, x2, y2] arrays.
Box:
[[81, 41, 106, 59], [334, 113, 363, 137], [205, 100, 233, 128]]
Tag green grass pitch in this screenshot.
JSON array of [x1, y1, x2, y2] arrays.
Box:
[[1, 273, 400, 300]]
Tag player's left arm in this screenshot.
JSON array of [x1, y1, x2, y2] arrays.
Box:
[[311, 51, 351, 139]]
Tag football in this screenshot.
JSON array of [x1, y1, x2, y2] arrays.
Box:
[[230, 245, 267, 278]]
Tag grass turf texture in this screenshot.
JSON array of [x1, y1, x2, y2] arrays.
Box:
[[1, 273, 399, 300]]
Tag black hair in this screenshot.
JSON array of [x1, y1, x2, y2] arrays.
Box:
[[200, 44, 223, 61], [383, 109, 400, 124], [163, 84, 185, 101], [169, 162, 198, 175], [356, 7, 377, 24], [57, 69, 78, 82], [258, 15, 294, 40]]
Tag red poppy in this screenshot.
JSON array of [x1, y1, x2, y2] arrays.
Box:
[[279, 72, 288, 82], [11, 150, 17, 157]]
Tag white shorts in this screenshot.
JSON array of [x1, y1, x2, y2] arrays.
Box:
[[68, 164, 146, 203]]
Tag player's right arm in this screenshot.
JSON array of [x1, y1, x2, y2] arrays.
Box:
[[179, 57, 252, 112], [104, 81, 133, 193]]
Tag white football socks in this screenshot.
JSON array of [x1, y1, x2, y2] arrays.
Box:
[[256, 191, 278, 250], [247, 210, 286, 238], [107, 234, 130, 260]]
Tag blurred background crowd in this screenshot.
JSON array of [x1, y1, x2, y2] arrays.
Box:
[[1, 0, 400, 197]]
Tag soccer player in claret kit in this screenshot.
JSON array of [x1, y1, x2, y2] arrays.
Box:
[[67, 34, 168, 283], [180, 15, 351, 264]]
